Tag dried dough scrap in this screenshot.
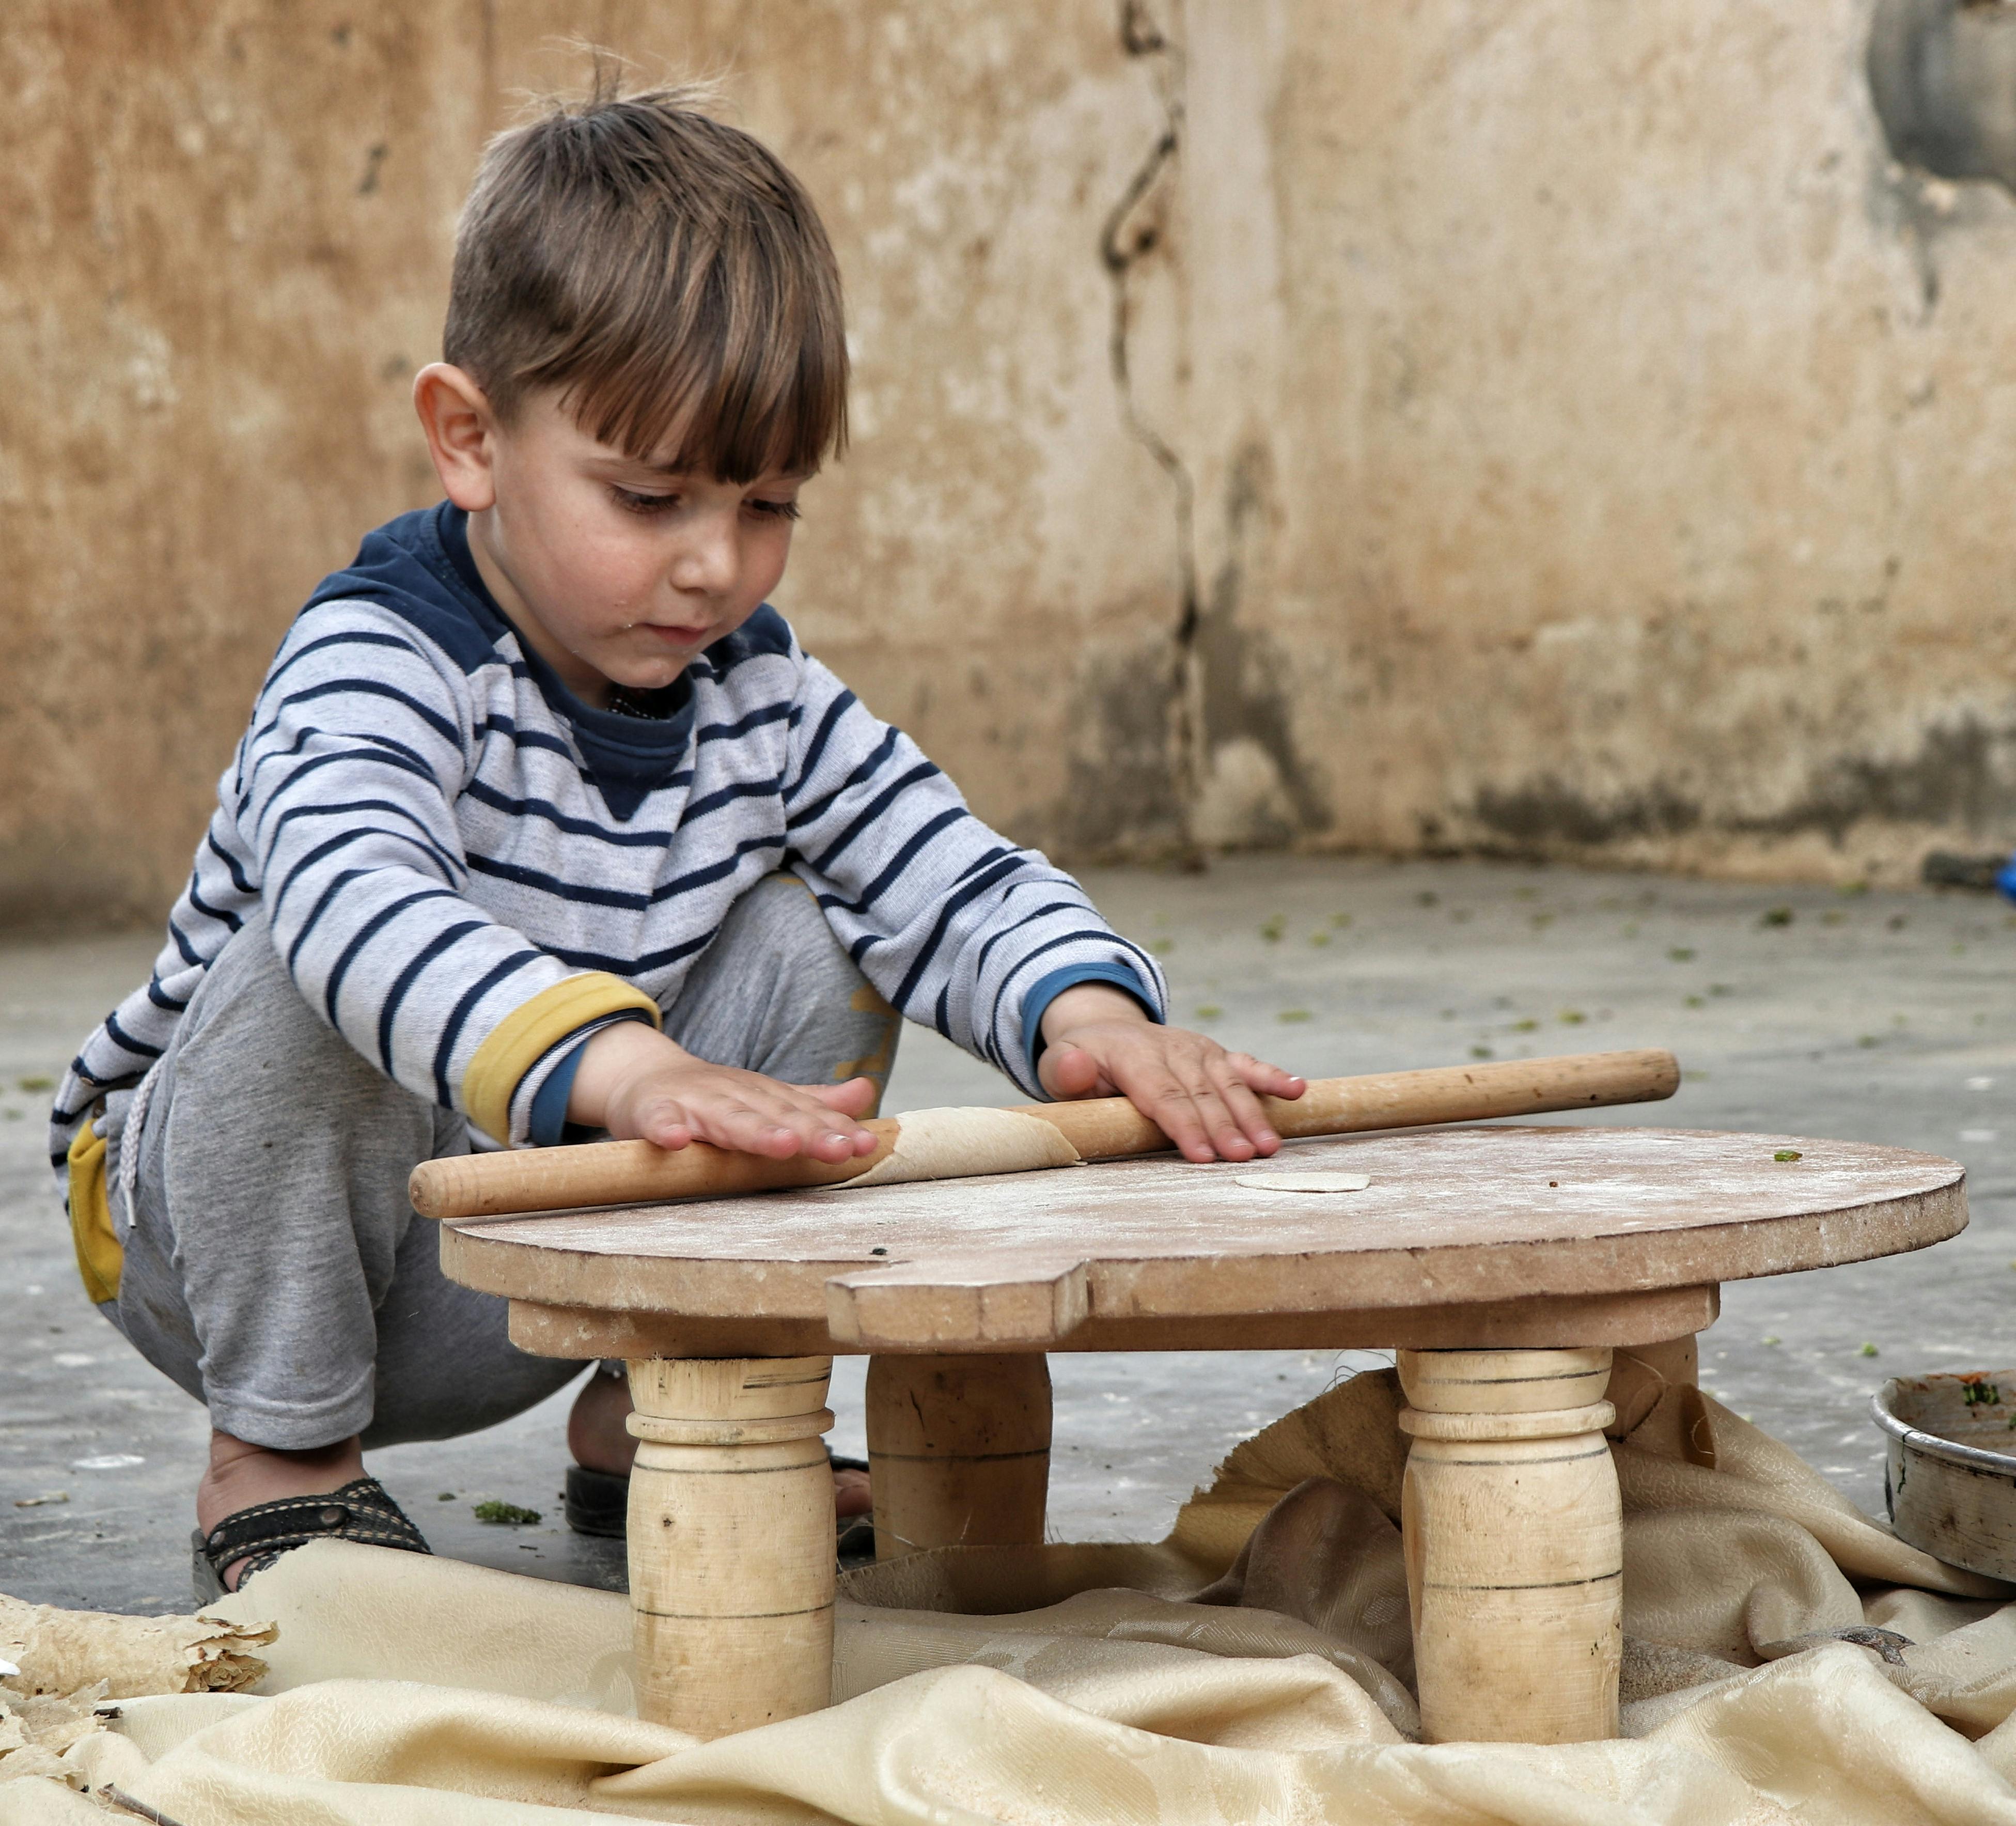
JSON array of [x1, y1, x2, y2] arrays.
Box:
[[835, 1106, 1081, 1188], [1235, 1171, 1373, 1194], [0, 1595, 274, 1698]]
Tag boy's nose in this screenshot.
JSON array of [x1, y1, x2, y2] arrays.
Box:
[[668, 509, 741, 597]]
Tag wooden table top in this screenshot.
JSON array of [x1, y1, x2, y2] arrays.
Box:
[[442, 1126, 1966, 1356]]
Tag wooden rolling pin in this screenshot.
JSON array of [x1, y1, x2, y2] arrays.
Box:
[[409, 1047, 1678, 1221]]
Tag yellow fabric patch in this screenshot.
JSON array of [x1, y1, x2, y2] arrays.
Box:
[[67, 1120, 121, 1305], [462, 973, 661, 1145]]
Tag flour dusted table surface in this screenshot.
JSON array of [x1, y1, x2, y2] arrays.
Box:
[[440, 1125, 1966, 1743]]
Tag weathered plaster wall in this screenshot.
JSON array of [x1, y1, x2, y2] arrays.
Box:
[[1180, 0, 2016, 882], [6, 1, 2016, 929]]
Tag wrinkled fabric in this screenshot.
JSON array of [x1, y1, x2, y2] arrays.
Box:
[[6, 1369, 2016, 1825]]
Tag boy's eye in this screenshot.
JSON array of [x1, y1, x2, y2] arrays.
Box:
[[747, 497, 801, 521], [611, 486, 678, 514]]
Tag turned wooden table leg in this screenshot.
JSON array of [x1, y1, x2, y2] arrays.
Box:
[[865, 1353, 1051, 1558], [1606, 1332, 1714, 1463], [1398, 1346, 1623, 1743], [626, 1355, 836, 1736]]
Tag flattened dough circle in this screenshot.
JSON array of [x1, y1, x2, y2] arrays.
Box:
[[1234, 1170, 1372, 1194]]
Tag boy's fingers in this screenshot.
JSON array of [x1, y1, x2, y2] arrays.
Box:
[[1129, 1070, 1227, 1164], [807, 1076, 880, 1120], [1038, 1043, 1106, 1102], [1206, 1064, 1282, 1154], [1182, 1079, 1262, 1162]]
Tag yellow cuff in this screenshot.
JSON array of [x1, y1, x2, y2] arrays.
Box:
[[462, 972, 662, 1145], [67, 1120, 121, 1305]]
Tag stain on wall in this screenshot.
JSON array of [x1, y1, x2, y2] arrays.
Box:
[[9, 0, 2016, 930]]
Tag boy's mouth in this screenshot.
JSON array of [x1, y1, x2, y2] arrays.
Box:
[[636, 622, 713, 648]]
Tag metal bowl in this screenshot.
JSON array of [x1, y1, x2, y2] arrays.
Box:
[[1872, 1370, 2016, 1581]]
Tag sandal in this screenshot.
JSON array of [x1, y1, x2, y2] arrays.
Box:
[[192, 1474, 432, 1602], [565, 1454, 877, 1564]]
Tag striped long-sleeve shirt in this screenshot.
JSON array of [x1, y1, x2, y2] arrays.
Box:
[[53, 502, 1163, 1250]]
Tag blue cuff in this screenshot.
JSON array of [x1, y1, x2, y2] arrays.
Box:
[[527, 1011, 657, 1146], [1021, 964, 1161, 1083]]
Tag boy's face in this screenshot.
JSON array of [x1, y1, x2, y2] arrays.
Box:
[[416, 368, 804, 706]]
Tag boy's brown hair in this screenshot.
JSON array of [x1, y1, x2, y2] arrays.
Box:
[[444, 81, 847, 481]]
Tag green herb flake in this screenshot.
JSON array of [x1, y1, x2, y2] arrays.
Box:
[[1259, 916, 1285, 943], [1859, 1343, 1880, 1358], [1471, 1045, 1493, 1059], [1761, 907, 1794, 927], [1773, 1149, 1802, 1163], [473, 1500, 542, 1525], [1194, 1004, 1223, 1020], [1277, 1008, 1312, 1024], [16, 1075, 54, 1094], [1668, 947, 1696, 963]]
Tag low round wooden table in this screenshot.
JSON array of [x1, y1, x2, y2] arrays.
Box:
[[440, 1124, 1965, 1744]]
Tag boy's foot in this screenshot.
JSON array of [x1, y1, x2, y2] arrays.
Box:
[[194, 1430, 429, 1596], [566, 1367, 872, 1516]]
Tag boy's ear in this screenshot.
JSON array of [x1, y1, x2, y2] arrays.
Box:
[[413, 364, 499, 512]]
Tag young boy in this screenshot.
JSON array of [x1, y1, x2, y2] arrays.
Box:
[[52, 85, 1303, 1596]]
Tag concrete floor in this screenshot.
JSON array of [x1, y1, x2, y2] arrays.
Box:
[[5, 853, 2015, 1613]]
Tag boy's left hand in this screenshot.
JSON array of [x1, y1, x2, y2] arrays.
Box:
[[1037, 983, 1305, 1163]]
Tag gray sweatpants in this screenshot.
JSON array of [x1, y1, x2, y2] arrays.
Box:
[[101, 876, 899, 1452]]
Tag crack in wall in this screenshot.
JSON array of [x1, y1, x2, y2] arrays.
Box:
[[1100, 0, 1203, 842]]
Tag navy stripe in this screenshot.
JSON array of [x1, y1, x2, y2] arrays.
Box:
[[430, 949, 544, 1105], [184, 877, 245, 934], [993, 929, 1155, 1016], [822, 808, 974, 919], [805, 762, 945, 873], [890, 851, 1027, 1009], [677, 773, 789, 826], [270, 824, 452, 923], [375, 921, 487, 1074], [544, 931, 717, 975], [786, 725, 900, 832], [693, 700, 793, 746], [463, 777, 676, 847], [466, 831, 783, 910], [322, 887, 466, 1026], [287, 867, 373, 973], [258, 628, 429, 701], [165, 919, 203, 969], [272, 798, 462, 879], [144, 976, 189, 1013], [246, 741, 438, 816], [204, 832, 256, 896], [267, 676, 462, 750], [788, 689, 856, 793], [972, 895, 1086, 981], [102, 1011, 164, 1062]]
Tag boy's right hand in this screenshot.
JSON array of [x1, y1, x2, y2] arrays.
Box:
[[566, 1021, 880, 1162]]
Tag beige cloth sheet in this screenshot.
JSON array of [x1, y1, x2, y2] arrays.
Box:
[[7, 1368, 2016, 1824]]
